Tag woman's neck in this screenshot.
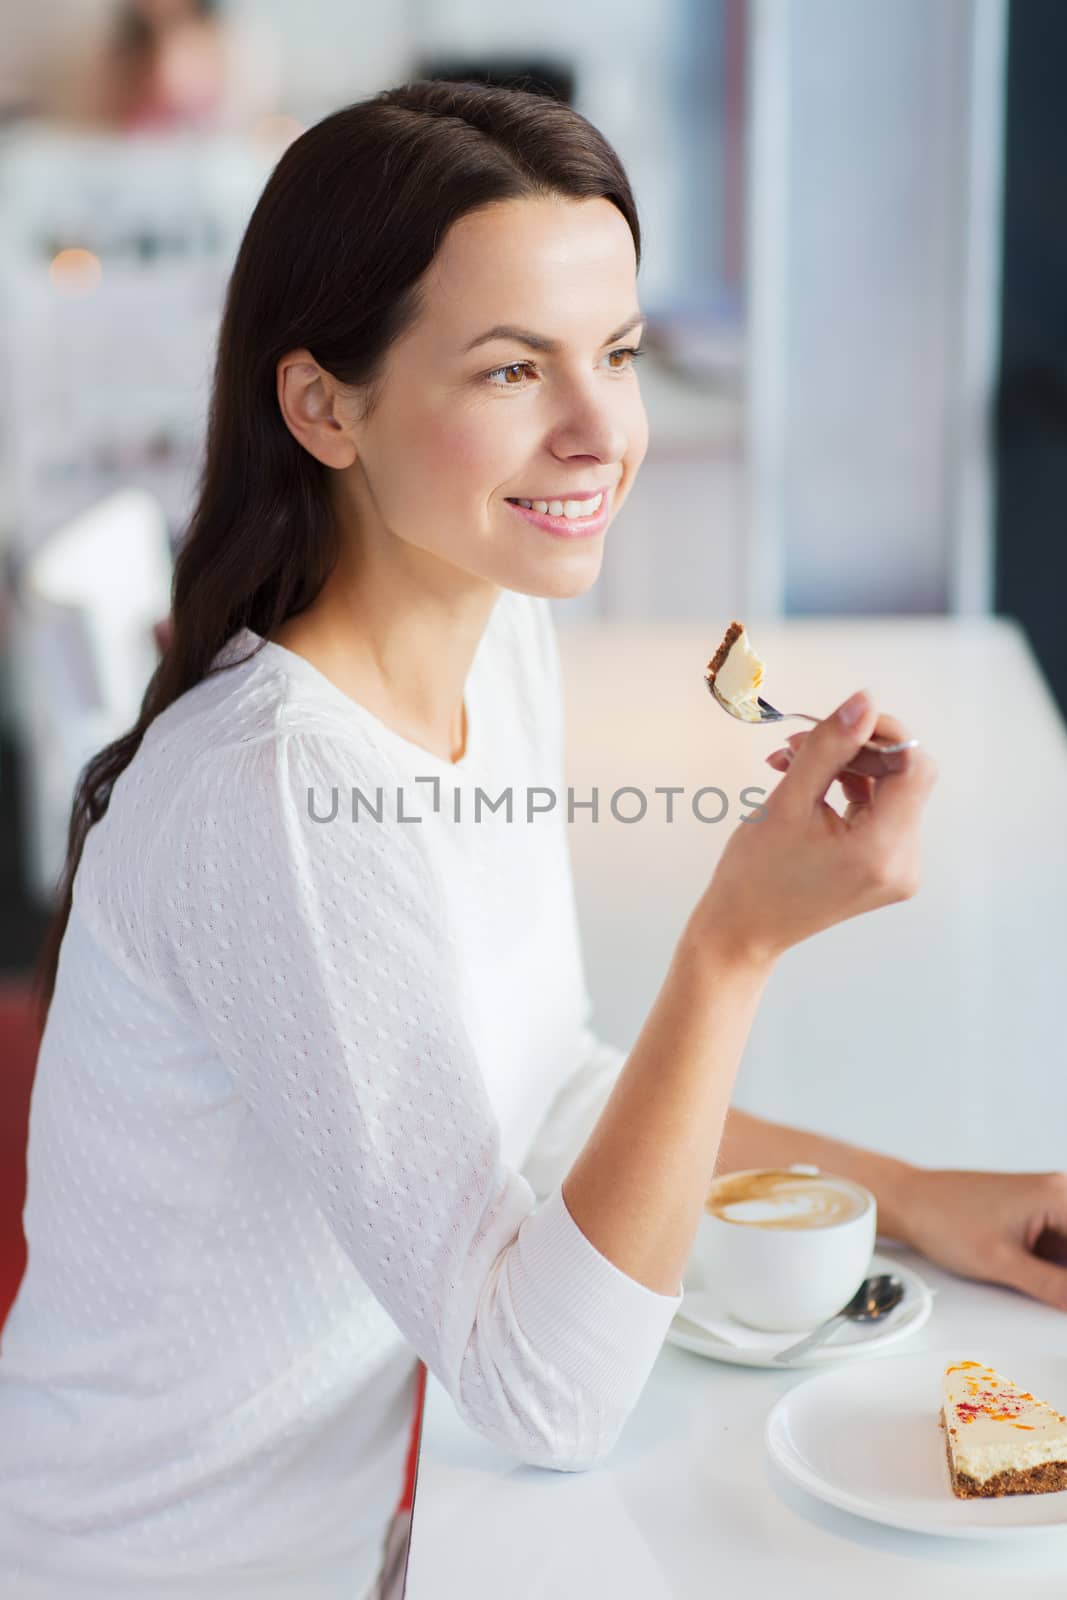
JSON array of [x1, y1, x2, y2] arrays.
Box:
[[269, 575, 497, 763]]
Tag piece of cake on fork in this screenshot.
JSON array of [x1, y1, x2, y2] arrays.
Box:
[[705, 620, 766, 723], [940, 1360, 1067, 1498]]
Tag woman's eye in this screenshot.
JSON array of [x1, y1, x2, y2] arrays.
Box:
[[486, 362, 533, 387], [484, 345, 645, 388], [606, 344, 645, 371]]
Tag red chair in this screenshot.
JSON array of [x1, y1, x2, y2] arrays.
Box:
[[398, 1361, 427, 1513], [0, 982, 42, 1338]]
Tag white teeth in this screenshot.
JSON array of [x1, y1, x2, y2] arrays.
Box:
[[513, 493, 604, 519]]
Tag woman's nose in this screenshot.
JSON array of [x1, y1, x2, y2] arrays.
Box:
[[549, 386, 630, 465]]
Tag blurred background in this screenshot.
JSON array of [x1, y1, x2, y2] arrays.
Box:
[[0, 0, 1063, 976]]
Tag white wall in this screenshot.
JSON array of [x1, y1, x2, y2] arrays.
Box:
[[746, 0, 1006, 617], [229, 0, 703, 312]]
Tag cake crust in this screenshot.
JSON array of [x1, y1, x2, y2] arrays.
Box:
[[940, 1408, 1067, 1497], [705, 620, 744, 685]]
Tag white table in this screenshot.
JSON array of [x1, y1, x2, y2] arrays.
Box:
[[405, 617, 1067, 1596]]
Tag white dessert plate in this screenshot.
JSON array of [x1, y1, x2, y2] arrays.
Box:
[[766, 1346, 1067, 1539], [665, 1250, 933, 1368]]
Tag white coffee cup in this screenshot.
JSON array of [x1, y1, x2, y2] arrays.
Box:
[[691, 1163, 877, 1331]]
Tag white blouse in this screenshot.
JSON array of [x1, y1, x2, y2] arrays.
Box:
[[0, 587, 682, 1599]]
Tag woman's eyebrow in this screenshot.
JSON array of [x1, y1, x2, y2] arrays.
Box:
[[461, 312, 645, 355]]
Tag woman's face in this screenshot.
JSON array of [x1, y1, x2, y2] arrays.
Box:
[[337, 194, 649, 600]]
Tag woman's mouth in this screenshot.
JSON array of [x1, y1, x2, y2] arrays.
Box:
[[504, 488, 610, 539]]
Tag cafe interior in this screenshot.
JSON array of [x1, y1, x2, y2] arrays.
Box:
[[1, 1, 1065, 1595]]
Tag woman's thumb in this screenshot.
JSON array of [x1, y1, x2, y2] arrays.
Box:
[[779, 690, 879, 811]]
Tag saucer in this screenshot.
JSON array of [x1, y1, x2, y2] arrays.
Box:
[[665, 1250, 934, 1367]]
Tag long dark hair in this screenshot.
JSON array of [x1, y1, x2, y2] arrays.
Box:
[[32, 78, 641, 1029]]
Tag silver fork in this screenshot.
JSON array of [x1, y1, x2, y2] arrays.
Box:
[[706, 680, 920, 757]]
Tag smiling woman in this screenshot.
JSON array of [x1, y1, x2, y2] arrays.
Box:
[[1, 71, 949, 1600], [266, 187, 649, 639], [5, 79, 663, 1600], [32, 77, 651, 1016]]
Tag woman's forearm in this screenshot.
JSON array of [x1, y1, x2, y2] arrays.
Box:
[[562, 917, 774, 1297], [713, 1105, 918, 1244]]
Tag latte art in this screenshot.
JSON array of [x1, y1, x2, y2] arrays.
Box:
[[705, 1169, 867, 1230], [694, 1166, 878, 1330]]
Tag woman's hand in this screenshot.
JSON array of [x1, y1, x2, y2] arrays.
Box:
[[765, 720, 918, 820], [897, 1167, 1067, 1312], [694, 691, 939, 968]]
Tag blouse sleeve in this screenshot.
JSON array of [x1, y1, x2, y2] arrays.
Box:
[[146, 730, 681, 1474]]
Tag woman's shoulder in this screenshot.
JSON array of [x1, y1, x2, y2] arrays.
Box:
[[131, 692, 426, 962], [131, 595, 563, 827], [94, 641, 387, 883], [72, 648, 393, 1002], [143, 629, 381, 768]]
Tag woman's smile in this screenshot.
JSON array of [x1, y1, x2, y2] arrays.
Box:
[[503, 486, 612, 539]]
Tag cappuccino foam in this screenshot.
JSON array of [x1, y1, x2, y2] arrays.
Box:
[[705, 1169, 867, 1230]]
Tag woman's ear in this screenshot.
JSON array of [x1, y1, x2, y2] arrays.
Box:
[[276, 350, 359, 469]]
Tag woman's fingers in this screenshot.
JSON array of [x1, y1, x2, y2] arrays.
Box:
[[710, 695, 936, 962], [770, 694, 889, 819], [782, 717, 914, 781], [763, 703, 933, 821], [785, 711, 911, 747], [854, 742, 939, 845], [838, 772, 874, 809], [766, 747, 874, 814]]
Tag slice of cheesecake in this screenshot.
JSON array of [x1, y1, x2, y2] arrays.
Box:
[[705, 620, 766, 723], [940, 1360, 1067, 1498]]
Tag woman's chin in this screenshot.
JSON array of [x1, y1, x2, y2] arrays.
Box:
[[511, 553, 604, 601]]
